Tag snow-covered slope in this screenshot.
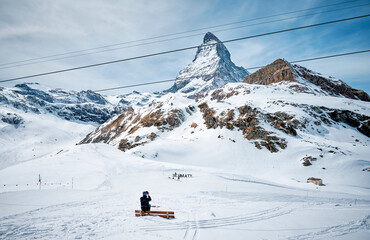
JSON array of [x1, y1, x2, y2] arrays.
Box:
[[0, 82, 123, 169], [115, 90, 161, 107], [0, 103, 95, 169], [164, 32, 249, 97]]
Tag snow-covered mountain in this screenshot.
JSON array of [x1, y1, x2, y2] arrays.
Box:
[[0, 82, 159, 169], [79, 73, 369, 156], [79, 38, 369, 161], [0, 82, 125, 125], [164, 32, 249, 98]]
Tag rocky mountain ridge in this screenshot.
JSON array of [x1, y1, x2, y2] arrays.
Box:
[[243, 58, 369, 101], [79, 80, 369, 155]]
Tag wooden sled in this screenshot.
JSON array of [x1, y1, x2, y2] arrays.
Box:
[[135, 210, 175, 219]]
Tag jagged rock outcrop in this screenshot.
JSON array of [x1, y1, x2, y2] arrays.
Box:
[[197, 102, 295, 153], [301, 156, 317, 166], [244, 59, 369, 101], [165, 32, 249, 97], [1, 112, 24, 127], [244, 59, 296, 85], [78, 96, 186, 151]]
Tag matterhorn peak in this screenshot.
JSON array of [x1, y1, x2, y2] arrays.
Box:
[[165, 32, 249, 97], [193, 32, 231, 62], [203, 32, 221, 44]]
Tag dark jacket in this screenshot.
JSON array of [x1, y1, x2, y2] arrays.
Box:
[[140, 196, 152, 211]]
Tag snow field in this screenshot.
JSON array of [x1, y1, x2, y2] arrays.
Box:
[[0, 143, 369, 239]]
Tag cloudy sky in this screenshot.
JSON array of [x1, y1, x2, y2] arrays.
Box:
[[0, 0, 369, 95]]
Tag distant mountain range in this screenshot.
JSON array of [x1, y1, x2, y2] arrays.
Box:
[[76, 33, 369, 166]]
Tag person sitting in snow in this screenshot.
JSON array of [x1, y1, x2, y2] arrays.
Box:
[[140, 191, 151, 211]]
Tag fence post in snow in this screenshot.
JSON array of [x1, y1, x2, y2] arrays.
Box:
[[72, 177, 74, 189], [39, 174, 42, 190]]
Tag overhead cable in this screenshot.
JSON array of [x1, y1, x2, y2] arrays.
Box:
[[92, 49, 370, 93], [0, 0, 360, 67], [0, 14, 369, 84], [0, 2, 368, 70]]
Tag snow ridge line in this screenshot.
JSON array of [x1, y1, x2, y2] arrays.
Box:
[[218, 175, 296, 190]]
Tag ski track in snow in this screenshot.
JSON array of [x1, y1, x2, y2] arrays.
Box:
[[0, 194, 128, 240], [0, 172, 369, 239], [286, 215, 370, 240], [0, 198, 289, 239], [0, 191, 292, 240], [0, 180, 369, 239], [138, 205, 292, 232]]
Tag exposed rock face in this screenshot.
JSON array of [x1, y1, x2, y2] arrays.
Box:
[[79, 99, 186, 151], [165, 32, 249, 97], [244, 59, 296, 85], [283, 102, 370, 138], [295, 65, 370, 101], [197, 102, 298, 153], [244, 59, 370, 102], [301, 156, 317, 166], [1, 113, 24, 127], [328, 109, 370, 137]]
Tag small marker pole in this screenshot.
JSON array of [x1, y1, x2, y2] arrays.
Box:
[[39, 174, 42, 190], [72, 177, 74, 189]]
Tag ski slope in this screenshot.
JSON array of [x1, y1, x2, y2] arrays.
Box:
[[0, 143, 369, 239]]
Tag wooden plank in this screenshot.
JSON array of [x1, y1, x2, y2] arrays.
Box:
[[135, 213, 175, 218], [135, 210, 174, 214], [135, 210, 175, 219], [135, 212, 175, 216], [135, 213, 175, 216]]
